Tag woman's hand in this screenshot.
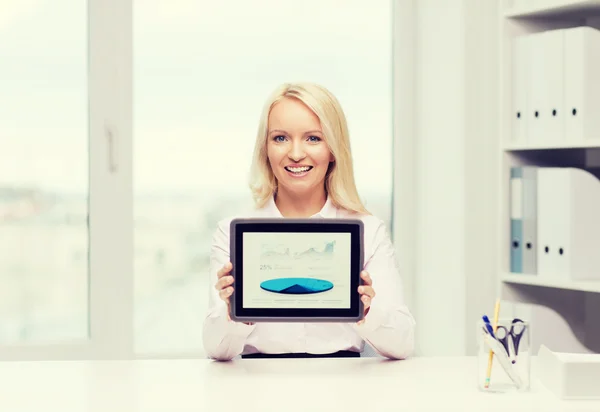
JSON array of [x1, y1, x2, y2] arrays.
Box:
[[357, 270, 375, 325], [215, 261, 254, 325], [215, 262, 235, 321]]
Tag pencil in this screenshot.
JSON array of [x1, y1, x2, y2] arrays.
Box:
[[484, 298, 501, 388]]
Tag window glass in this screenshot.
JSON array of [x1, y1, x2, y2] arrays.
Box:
[[0, 0, 89, 344]]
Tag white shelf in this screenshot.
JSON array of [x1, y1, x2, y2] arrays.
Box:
[[501, 272, 600, 293], [503, 140, 600, 151], [505, 0, 600, 19], [498, 0, 600, 355]]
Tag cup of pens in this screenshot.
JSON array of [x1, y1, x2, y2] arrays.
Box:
[[477, 315, 531, 393]]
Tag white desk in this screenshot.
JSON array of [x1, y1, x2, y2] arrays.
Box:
[[1, 357, 598, 411]]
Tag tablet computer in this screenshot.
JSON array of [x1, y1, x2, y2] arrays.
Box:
[[229, 218, 364, 323]]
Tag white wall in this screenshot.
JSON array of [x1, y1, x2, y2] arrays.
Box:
[[415, 0, 468, 356], [393, 0, 499, 356], [463, 0, 500, 356]]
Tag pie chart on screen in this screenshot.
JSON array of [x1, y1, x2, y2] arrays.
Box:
[[260, 278, 333, 294]]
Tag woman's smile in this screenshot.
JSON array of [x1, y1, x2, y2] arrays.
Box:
[[284, 165, 313, 177]]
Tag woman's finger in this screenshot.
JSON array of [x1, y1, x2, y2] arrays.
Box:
[[217, 262, 232, 278], [214, 275, 225, 291], [360, 271, 372, 285], [219, 286, 234, 301], [362, 295, 371, 308], [358, 285, 376, 298], [215, 275, 234, 291]]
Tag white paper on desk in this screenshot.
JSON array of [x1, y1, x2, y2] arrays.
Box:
[[553, 352, 600, 363], [537, 344, 600, 399]]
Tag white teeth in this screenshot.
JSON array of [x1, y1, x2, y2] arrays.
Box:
[[286, 166, 311, 173]]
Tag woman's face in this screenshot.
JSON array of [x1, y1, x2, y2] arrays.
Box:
[[266, 97, 334, 198]]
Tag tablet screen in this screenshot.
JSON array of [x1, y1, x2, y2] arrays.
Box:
[[242, 232, 352, 309], [230, 218, 363, 321]]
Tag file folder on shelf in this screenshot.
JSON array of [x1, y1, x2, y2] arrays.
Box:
[[564, 26, 600, 144], [511, 35, 528, 145], [526, 30, 564, 145], [537, 167, 600, 280], [510, 167, 538, 274], [525, 31, 545, 145], [511, 26, 600, 146]]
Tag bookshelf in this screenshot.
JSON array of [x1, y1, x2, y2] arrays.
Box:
[[498, 0, 600, 354], [504, 0, 600, 19], [504, 140, 600, 150], [501, 272, 600, 293]]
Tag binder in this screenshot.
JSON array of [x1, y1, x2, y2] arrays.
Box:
[[522, 167, 537, 274], [526, 30, 565, 145], [564, 26, 600, 144], [537, 167, 600, 280], [543, 29, 565, 144], [510, 166, 537, 274], [510, 167, 523, 273], [526, 31, 546, 145], [511, 35, 528, 145]]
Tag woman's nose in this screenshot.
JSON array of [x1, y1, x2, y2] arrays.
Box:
[[288, 142, 306, 161]]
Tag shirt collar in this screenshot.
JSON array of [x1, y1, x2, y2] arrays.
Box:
[[263, 195, 337, 219]]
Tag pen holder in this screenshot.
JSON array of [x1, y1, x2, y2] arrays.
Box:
[[477, 318, 530, 393]]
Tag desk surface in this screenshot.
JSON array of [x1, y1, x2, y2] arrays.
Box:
[[0, 357, 598, 411]]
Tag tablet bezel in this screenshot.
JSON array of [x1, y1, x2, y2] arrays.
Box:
[[229, 218, 364, 323]]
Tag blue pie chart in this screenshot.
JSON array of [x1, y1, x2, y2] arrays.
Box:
[[260, 277, 333, 294]]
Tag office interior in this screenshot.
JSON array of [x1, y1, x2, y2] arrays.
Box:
[[1, 0, 600, 368]]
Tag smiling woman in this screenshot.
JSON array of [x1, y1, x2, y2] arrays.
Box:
[[202, 81, 416, 361]]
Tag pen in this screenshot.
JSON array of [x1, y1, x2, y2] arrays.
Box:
[[482, 315, 495, 337], [484, 299, 501, 389]]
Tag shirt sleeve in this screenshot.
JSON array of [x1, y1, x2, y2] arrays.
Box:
[[351, 218, 416, 360], [202, 218, 256, 361]]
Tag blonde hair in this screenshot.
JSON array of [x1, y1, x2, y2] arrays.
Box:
[[249, 82, 369, 215]]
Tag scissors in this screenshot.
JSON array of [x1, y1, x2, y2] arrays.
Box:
[[494, 318, 526, 364]]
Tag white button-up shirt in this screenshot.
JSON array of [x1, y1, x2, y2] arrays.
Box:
[[202, 196, 416, 360]]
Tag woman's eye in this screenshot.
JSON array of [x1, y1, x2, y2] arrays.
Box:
[[308, 136, 321, 142], [273, 135, 286, 142]]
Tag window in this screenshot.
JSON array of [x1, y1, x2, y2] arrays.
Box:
[[0, 0, 88, 345], [133, 0, 393, 356], [0, 0, 393, 360]]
